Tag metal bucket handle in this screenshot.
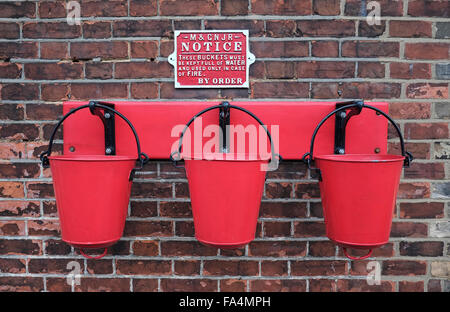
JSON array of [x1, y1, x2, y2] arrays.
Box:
[[39, 101, 149, 181], [170, 102, 281, 167], [302, 101, 413, 180]]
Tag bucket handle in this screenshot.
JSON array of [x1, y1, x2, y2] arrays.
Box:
[[79, 248, 108, 260], [39, 101, 149, 181], [170, 102, 282, 167], [302, 101, 413, 180], [342, 247, 373, 261]]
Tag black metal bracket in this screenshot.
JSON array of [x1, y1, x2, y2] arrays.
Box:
[[219, 101, 230, 153], [89, 101, 116, 155], [334, 100, 364, 154]]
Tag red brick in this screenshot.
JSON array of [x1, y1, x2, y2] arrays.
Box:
[[28, 219, 60, 236], [29, 259, 83, 274], [83, 21, 112, 39], [161, 241, 217, 256], [260, 202, 307, 218], [0, 22, 20, 39], [203, 260, 258, 276], [76, 278, 131, 292], [116, 260, 172, 275], [0, 277, 43, 292], [41, 83, 70, 101], [337, 280, 394, 292], [25, 63, 83, 80], [124, 220, 172, 237], [47, 278, 72, 292], [0, 183, 25, 199], [313, 0, 340, 15], [345, 0, 403, 16], [0, 104, 24, 120], [389, 102, 431, 119], [406, 83, 448, 99], [23, 22, 81, 39], [131, 41, 158, 59], [389, 142, 430, 159], [400, 202, 444, 219], [130, 201, 157, 218], [342, 41, 399, 57], [382, 260, 427, 275], [294, 221, 326, 237], [130, 0, 157, 16], [70, 83, 128, 99], [160, 82, 219, 99], [174, 260, 200, 276], [132, 240, 159, 256], [160, 0, 218, 15], [405, 43, 449, 60], [399, 281, 424, 292], [358, 62, 385, 78], [205, 20, 265, 37], [408, 0, 449, 17], [298, 20, 355, 37], [85, 63, 113, 79], [0, 259, 26, 273], [44, 239, 71, 255], [159, 201, 191, 218], [174, 20, 203, 30], [0, 221, 25, 236], [265, 61, 295, 79], [26, 182, 54, 199], [428, 279, 442, 292], [296, 61, 355, 78], [220, 279, 247, 292], [311, 82, 339, 99], [248, 241, 306, 257], [40, 42, 68, 60], [405, 163, 445, 180], [291, 260, 347, 276], [400, 241, 443, 257], [391, 222, 428, 237], [311, 41, 339, 57], [221, 0, 248, 15], [390, 63, 431, 79], [39, 1, 66, 18], [309, 279, 336, 292], [160, 279, 217, 292], [398, 182, 430, 199], [81, 0, 128, 17], [115, 61, 172, 78], [264, 221, 291, 237], [260, 261, 288, 276], [0, 63, 22, 79], [340, 82, 401, 99], [0, 42, 38, 59], [266, 20, 298, 38], [250, 280, 306, 292], [0, 163, 40, 179], [0, 239, 42, 255], [309, 241, 336, 257], [390, 21, 432, 38], [252, 82, 309, 98], [71, 42, 128, 60], [0, 2, 36, 18], [251, 0, 312, 15], [252, 41, 309, 58], [113, 20, 172, 37], [358, 21, 386, 37], [295, 182, 320, 199], [404, 123, 449, 139], [265, 182, 292, 199], [133, 279, 158, 292], [130, 82, 159, 99]]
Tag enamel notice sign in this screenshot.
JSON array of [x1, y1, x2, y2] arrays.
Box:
[[168, 30, 255, 88]]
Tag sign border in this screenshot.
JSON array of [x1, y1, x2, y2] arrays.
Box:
[[168, 30, 255, 89]]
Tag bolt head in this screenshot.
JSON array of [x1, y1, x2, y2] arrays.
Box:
[[104, 112, 111, 119], [105, 148, 112, 154]]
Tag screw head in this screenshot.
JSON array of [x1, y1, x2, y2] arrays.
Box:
[[374, 147, 381, 153], [337, 148, 345, 154], [69, 146, 75, 152], [339, 112, 346, 119], [105, 148, 112, 154], [104, 112, 111, 119]]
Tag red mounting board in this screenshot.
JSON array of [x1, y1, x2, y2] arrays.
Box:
[[62, 101, 388, 160]]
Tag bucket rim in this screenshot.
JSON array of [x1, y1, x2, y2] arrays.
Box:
[[314, 154, 405, 163], [48, 155, 137, 162], [182, 152, 271, 161]]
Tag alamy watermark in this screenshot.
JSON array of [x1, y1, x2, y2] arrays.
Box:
[[66, 1, 81, 26], [366, 1, 381, 25]]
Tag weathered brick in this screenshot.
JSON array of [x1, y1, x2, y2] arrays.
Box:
[[220, 279, 247, 292], [131, 41, 158, 59], [116, 260, 171, 275], [205, 20, 265, 37], [434, 142, 450, 160], [390, 21, 432, 38], [292, 260, 347, 276], [405, 163, 445, 180], [252, 41, 309, 58], [296, 61, 355, 78], [294, 221, 325, 237], [133, 279, 158, 292], [0, 2, 36, 18], [391, 222, 428, 238], [399, 281, 424, 292], [23, 22, 81, 39], [342, 41, 399, 57], [130, 0, 157, 16], [85, 63, 113, 79], [124, 220, 172, 237], [0, 42, 38, 59], [340, 82, 401, 99], [174, 260, 200, 276], [81, 0, 128, 17], [221, 0, 248, 15], [113, 20, 172, 37], [259, 202, 307, 218], [298, 20, 355, 37], [345, 0, 403, 16], [0, 239, 42, 255], [0, 258, 26, 273], [71, 42, 128, 60], [400, 202, 444, 219], [252, 82, 309, 99], [70, 83, 128, 99], [0, 22, 20, 39], [434, 103, 450, 119], [83, 21, 112, 39], [115, 61, 172, 78], [75, 278, 131, 292], [251, 0, 312, 15], [311, 41, 338, 57], [39, 1, 66, 18], [405, 43, 449, 60], [400, 241, 443, 257], [408, 0, 449, 17], [357, 62, 385, 78], [266, 20, 299, 38], [41, 83, 70, 101], [309, 241, 336, 257], [404, 123, 449, 139], [313, 0, 340, 15], [28, 219, 60, 236], [0, 277, 43, 292], [398, 182, 430, 199], [130, 82, 159, 99], [160, 279, 217, 292], [337, 280, 394, 292], [358, 21, 386, 37], [160, 0, 218, 15], [390, 63, 431, 79], [436, 22, 450, 39], [203, 260, 258, 276], [430, 261, 450, 278], [25, 63, 83, 80], [294, 182, 320, 199], [265, 182, 292, 198], [436, 63, 450, 80], [251, 279, 306, 292], [1, 83, 39, 101], [0, 63, 22, 79], [382, 260, 427, 275]]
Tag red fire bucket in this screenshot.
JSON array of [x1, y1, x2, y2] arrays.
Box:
[[303, 102, 412, 260], [40, 102, 148, 259], [171, 103, 279, 249]]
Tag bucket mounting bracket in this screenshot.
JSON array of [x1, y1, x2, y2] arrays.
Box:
[[89, 101, 116, 156], [334, 100, 364, 154], [219, 101, 230, 153]]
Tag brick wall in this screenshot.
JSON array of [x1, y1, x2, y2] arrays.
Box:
[[0, 0, 449, 292]]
